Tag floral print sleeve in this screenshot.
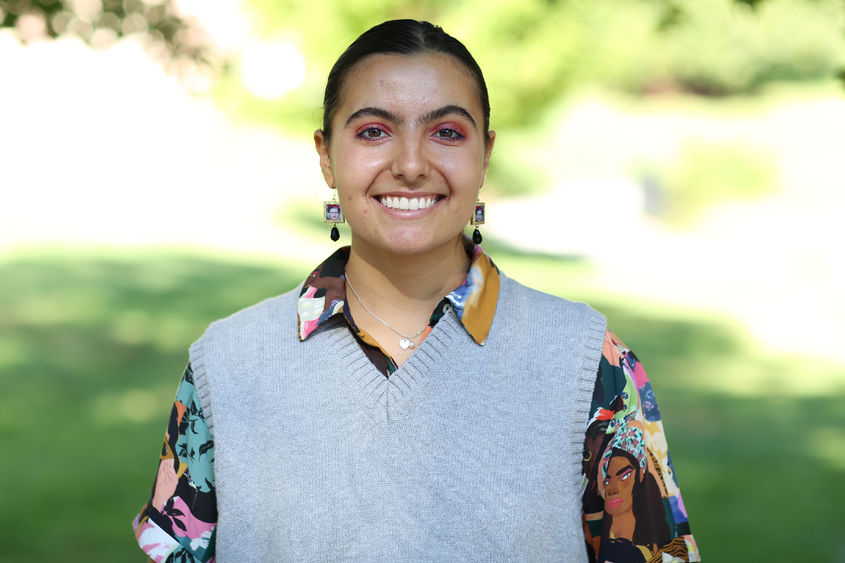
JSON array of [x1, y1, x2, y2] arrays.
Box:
[[132, 363, 217, 562], [582, 331, 700, 563]]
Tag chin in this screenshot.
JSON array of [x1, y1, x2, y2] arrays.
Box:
[[351, 224, 464, 257], [382, 239, 436, 256], [383, 231, 461, 256]]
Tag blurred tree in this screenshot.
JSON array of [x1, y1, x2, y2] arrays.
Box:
[[0, 0, 209, 66], [4, 0, 842, 130], [230, 0, 845, 132]]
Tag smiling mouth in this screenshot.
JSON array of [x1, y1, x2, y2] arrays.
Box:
[[378, 195, 440, 211]]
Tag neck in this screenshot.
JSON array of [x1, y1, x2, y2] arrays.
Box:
[[609, 511, 636, 542], [343, 235, 470, 362], [345, 235, 470, 305]]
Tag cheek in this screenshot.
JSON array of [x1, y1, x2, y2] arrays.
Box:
[[439, 152, 487, 187], [334, 147, 387, 182], [337, 189, 372, 224]]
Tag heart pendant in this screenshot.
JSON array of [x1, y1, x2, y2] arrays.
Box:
[[399, 338, 413, 350]]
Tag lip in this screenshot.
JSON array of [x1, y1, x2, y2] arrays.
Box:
[[605, 497, 624, 510], [376, 191, 442, 198]]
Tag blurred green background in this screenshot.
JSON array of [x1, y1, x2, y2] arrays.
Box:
[[2, 0, 845, 561]]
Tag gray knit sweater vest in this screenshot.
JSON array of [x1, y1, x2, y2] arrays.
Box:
[[190, 274, 606, 562]]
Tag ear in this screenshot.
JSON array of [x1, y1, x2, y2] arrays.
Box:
[[482, 130, 496, 178], [314, 129, 335, 188]]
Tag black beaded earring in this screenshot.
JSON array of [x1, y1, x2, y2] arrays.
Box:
[[323, 195, 344, 242], [470, 201, 485, 245]]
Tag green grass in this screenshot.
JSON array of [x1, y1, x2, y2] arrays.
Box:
[[0, 247, 843, 562]]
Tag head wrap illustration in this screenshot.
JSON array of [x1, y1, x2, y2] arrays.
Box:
[[598, 420, 672, 555]]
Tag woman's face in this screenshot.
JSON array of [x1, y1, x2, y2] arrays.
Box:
[[315, 53, 494, 257], [603, 455, 636, 516]]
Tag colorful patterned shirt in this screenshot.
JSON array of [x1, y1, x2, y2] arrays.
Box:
[[133, 241, 699, 562]]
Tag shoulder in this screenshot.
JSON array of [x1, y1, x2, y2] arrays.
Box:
[[204, 284, 303, 338], [189, 284, 303, 361], [494, 274, 607, 372], [187, 285, 305, 420], [498, 273, 606, 328]]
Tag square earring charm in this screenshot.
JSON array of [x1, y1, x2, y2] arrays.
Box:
[[470, 202, 485, 225], [324, 201, 345, 223]]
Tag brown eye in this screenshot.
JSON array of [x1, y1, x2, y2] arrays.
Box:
[[435, 128, 463, 140], [357, 127, 387, 140]]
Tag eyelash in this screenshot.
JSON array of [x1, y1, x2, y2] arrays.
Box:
[[354, 125, 466, 142], [356, 126, 389, 141], [434, 127, 465, 141]]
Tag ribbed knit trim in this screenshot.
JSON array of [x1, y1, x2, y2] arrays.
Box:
[[568, 311, 607, 478], [189, 336, 215, 433], [324, 308, 466, 423]]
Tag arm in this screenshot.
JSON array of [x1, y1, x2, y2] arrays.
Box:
[[581, 330, 700, 562], [132, 363, 217, 563]]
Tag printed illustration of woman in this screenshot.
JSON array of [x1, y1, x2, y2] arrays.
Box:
[[598, 424, 672, 562]]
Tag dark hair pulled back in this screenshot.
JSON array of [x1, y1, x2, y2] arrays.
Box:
[[321, 19, 491, 144]]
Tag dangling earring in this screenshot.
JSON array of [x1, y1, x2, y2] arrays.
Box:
[[470, 200, 485, 245], [324, 192, 344, 242]]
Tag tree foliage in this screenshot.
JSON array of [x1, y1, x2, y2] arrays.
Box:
[[236, 0, 845, 129], [2, 0, 843, 129], [0, 0, 208, 64]]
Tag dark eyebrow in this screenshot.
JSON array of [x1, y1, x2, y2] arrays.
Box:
[[344, 107, 399, 128], [343, 104, 477, 129], [615, 464, 635, 477], [419, 105, 477, 128]]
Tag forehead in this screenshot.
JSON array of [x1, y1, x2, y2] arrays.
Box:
[[336, 53, 482, 120]]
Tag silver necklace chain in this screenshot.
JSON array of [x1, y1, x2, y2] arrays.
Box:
[[345, 274, 426, 350]]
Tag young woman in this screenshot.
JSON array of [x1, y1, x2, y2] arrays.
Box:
[[132, 20, 699, 562]]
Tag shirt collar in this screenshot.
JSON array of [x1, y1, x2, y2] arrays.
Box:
[[297, 239, 500, 345]]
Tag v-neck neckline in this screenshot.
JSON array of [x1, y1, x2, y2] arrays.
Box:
[[321, 308, 467, 423]]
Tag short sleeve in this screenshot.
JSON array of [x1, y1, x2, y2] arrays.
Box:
[[581, 330, 700, 562], [132, 363, 217, 562]]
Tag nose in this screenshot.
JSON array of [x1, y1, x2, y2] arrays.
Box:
[[390, 136, 429, 184]]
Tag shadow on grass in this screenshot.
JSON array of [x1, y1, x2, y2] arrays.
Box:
[[0, 250, 842, 562]]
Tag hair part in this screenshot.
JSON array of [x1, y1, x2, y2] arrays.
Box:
[[321, 19, 491, 145]]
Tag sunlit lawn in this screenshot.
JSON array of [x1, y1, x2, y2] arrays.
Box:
[[1, 245, 843, 562]]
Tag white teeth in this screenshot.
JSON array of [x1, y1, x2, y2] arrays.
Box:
[[380, 196, 437, 210]]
